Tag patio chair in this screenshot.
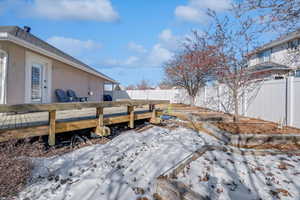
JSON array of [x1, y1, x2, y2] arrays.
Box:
[[67, 89, 88, 102], [103, 94, 112, 101], [55, 89, 72, 102]]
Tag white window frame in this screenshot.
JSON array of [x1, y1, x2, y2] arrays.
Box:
[[0, 49, 7, 104], [258, 49, 272, 63], [25, 51, 52, 103]]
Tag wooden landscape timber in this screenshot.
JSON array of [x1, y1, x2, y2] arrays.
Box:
[[0, 100, 169, 145]]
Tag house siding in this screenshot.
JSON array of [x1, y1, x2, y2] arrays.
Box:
[[51, 60, 104, 102], [0, 41, 26, 104], [0, 41, 104, 104], [249, 42, 300, 69]]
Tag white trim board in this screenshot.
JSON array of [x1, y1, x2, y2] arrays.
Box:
[[0, 49, 7, 104]]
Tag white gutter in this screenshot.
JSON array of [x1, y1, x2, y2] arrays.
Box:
[[0, 32, 116, 83]]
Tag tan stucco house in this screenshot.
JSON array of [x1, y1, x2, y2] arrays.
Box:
[[0, 26, 116, 105]]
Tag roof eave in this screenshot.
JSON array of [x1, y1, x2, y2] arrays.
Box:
[[0, 32, 117, 83], [253, 32, 300, 54]]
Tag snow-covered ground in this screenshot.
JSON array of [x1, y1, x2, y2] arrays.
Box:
[[18, 126, 300, 200], [177, 147, 300, 199], [19, 127, 217, 200]]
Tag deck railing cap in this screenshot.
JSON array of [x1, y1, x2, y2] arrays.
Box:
[[0, 100, 169, 113]]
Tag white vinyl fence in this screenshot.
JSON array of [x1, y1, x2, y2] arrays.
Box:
[[110, 77, 300, 128]]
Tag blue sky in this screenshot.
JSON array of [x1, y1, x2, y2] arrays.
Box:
[[0, 0, 254, 86]]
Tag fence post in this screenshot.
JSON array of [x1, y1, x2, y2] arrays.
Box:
[[287, 76, 294, 126], [48, 110, 56, 146]]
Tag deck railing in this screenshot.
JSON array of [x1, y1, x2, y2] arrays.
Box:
[[0, 100, 169, 145]]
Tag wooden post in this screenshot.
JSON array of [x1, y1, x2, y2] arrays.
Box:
[[96, 107, 104, 127], [48, 110, 56, 146], [149, 104, 154, 111], [150, 104, 160, 124], [95, 107, 105, 136], [128, 106, 135, 128]]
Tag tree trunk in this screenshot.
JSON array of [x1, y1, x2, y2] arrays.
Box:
[[190, 95, 196, 106], [233, 90, 239, 122]]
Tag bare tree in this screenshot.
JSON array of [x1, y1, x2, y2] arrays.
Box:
[[126, 84, 136, 90], [157, 81, 173, 89], [164, 31, 220, 105], [136, 80, 152, 90], [208, 10, 266, 122], [241, 0, 300, 31]]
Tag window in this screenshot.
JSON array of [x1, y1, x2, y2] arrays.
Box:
[[295, 70, 300, 77], [288, 39, 300, 50], [31, 63, 43, 102], [0, 50, 7, 104], [258, 49, 272, 63]]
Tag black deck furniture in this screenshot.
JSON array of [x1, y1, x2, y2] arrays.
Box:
[[55, 89, 72, 102], [67, 89, 88, 102], [103, 94, 112, 101]]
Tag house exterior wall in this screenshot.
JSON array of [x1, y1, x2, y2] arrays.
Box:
[[0, 41, 26, 104], [51, 60, 104, 102], [0, 41, 105, 104], [249, 41, 300, 69]]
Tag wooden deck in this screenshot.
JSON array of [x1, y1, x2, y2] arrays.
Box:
[[0, 100, 169, 145]]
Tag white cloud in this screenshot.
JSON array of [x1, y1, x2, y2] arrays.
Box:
[[148, 44, 174, 66], [104, 29, 179, 68], [128, 42, 147, 53], [2, 0, 119, 22], [47, 36, 101, 57], [191, 0, 232, 12], [175, 0, 232, 23], [158, 29, 180, 50], [104, 56, 139, 67], [175, 6, 206, 23], [124, 56, 140, 65]]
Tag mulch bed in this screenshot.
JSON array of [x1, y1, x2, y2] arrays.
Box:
[[213, 119, 300, 135], [0, 141, 32, 199], [244, 143, 300, 152], [160, 104, 300, 135]]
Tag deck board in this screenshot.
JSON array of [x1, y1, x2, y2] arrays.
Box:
[[0, 106, 148, 130], [0, 100, 169, 143]]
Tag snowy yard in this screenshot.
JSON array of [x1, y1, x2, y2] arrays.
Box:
[[18, 125, 300, 200]]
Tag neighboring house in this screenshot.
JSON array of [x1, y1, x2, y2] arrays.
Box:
[[249, 29, 300, 79], [0, 26, 116, 105]]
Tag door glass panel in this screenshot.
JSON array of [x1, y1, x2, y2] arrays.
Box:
[[31, 64, 43, 102]]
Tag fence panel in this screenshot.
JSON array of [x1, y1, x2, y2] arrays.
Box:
[[246, 79, 286, 124], [112, 78, 300, 128], [293, 78, 300, 128]]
